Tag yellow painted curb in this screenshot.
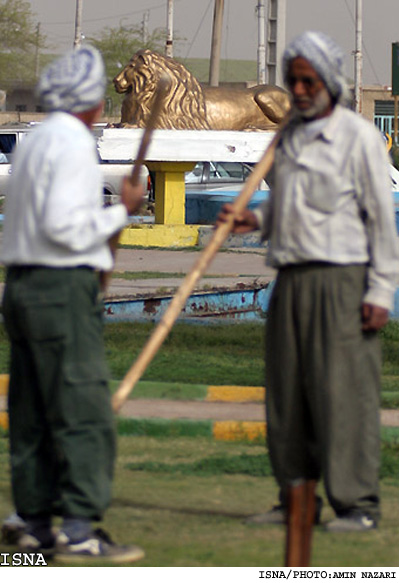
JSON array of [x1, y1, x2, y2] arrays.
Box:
[[0, 412, 8, 431], [0, 375, 9, 431], [119, 224, 201, 248], [213, 421, 266, 442], [206, 385, 265, 402], [0, 374, 9, 396]]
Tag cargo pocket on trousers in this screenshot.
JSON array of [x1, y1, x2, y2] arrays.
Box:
[[23, 293, 69, 342], [62, 360, 112, 426]]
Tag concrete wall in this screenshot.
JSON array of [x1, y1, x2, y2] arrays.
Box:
[[0, 112, 119, 126], [362, 85, 394, 124]]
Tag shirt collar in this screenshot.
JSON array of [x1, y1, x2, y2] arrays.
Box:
[[315, 105, 344, 143]]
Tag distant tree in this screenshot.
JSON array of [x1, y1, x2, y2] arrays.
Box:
[[0, 0, 46, 88], [88, 24, 167, 115]]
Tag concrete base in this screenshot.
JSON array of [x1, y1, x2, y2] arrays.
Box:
[[120, 224, 201, 247], [119, 223, 266, 248], [198, 226, 266, 248]]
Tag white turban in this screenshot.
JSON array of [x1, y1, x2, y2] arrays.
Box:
[[282, 31, 351, 106], [36, 45, 106, 113]]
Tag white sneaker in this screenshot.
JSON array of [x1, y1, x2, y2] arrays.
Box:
[[1, 514, 26, 545], [325, 512, 377, 532], [55, 529, 145, 564]]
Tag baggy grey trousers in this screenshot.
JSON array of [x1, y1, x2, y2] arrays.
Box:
[[265, 263, 381, 519], [2, 266, 116, 521]]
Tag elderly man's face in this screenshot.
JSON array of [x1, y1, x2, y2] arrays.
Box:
[[287, 57, 333, 120]]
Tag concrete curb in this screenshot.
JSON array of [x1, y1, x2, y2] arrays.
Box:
[[0, 375, 9, 431], [114, 382, 267, 443], [2, 378, 398, 443], [0, 376, 266, 439]]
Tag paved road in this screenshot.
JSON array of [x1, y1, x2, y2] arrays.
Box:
[[118, 399, 399, 426], [106, 247, 275, 298]]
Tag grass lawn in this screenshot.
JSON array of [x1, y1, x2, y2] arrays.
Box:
[[1, 436, 399, 567], [1, 320, 399, 566]]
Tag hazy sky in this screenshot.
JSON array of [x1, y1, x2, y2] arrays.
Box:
[[27, 0, 399, 87]]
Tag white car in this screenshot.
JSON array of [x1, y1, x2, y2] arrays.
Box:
[[0, 124, 151, 206], [185, 161, 268, 191]]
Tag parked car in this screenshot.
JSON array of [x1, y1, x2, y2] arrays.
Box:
[[186, 162, 399, 225], [185, 161, 268, 190], [0, 124, 31, 197], [0, 123, 151, 206], [97, 157, 151, 206]]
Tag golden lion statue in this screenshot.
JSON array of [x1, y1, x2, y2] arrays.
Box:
[[113, 50, 290, 131]]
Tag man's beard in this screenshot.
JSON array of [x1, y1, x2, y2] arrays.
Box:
[[292, 87, 332, 120]]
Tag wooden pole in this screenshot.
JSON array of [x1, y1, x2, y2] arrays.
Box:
[[285, 480, 316, 567], [112, 122, 287, 413]]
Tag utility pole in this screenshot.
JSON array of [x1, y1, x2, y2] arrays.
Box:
[[354, 0, 363, 113], [266, 0, 286, 85], [35, 22, 41, 79], [74, 0, 83, 49], [209, 0, 224, 87], [142, 10, 149, 44], [257, 1, 266, 84], [165, 0, 174, 58], [392, 43, 399, 145]]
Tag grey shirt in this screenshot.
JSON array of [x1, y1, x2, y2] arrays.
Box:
[[254, 105, 399, 310]]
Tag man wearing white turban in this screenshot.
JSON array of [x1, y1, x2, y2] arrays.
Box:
[[217, 31, 399, 532], [1, 45, 145, 562]]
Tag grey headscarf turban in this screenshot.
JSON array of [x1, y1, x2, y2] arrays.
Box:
[[36, 45, 106, 113], [282, 31, 351, 106]]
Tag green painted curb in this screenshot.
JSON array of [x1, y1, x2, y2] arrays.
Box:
[[117, 418, 213, 438], [110, 379, 208, 401]]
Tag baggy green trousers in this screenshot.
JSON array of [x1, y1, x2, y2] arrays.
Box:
[[2, 266, 116, 521], [265, 263, 381, 519]]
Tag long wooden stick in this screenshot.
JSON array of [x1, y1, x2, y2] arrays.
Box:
[[112, 121, 286, 413], [129, 75, 169, 187], [100, 75, 169, 291]]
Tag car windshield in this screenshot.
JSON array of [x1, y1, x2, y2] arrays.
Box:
[[185, 161, 250, 184]]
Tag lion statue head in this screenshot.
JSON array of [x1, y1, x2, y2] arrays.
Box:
[[113, 49, 210, 130]]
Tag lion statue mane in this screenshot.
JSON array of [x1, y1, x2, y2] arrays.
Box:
[[113, 50, 290, 131]]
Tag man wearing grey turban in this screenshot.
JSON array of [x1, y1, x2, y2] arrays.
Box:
[[1, 46, 145, 562], [217, 32, 399, 532]]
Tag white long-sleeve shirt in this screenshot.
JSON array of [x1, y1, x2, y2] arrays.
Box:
[[1, 112, 128, 271], [254, 105, 399, 310]]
